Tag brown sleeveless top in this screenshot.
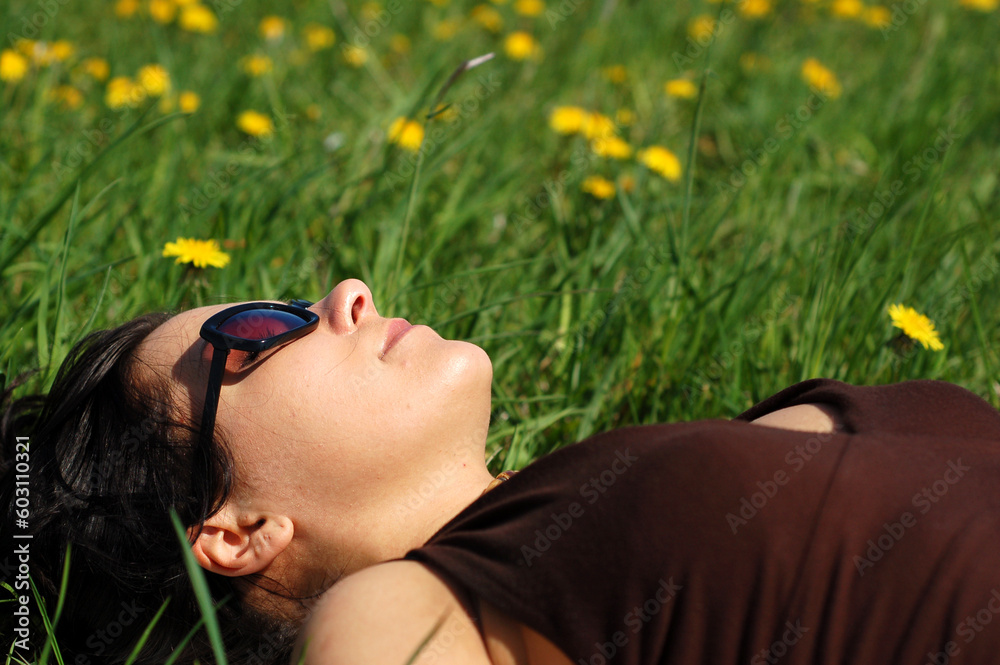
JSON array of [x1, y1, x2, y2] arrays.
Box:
[[403, 379, 1000, 664]]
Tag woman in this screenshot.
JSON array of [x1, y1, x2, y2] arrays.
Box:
[[3, 279, 1000, 665]]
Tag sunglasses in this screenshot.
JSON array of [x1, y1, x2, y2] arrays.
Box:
[[197, 299, 319, 448]]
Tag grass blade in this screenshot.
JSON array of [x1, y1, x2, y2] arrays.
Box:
[[169, 510, 228, 665]]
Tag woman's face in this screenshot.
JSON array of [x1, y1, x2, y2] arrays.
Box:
[[137, 278, 494, 571]]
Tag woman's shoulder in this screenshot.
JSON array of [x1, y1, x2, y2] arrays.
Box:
[[296, 561, 493, 665]]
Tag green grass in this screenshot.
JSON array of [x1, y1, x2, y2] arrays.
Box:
[[2, 0, 1000, 660]]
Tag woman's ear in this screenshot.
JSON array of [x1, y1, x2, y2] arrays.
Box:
[[188, 506, 294, 577]]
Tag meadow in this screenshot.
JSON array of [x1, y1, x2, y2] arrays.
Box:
[[1, 0, 1000, 657]]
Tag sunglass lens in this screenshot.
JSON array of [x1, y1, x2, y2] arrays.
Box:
[[218, 309, 306, 340]]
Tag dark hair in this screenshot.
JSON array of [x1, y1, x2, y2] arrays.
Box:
[[1, 314, 302, 664]]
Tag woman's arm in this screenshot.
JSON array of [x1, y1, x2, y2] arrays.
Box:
[[747, 403, 843, 433], [295, 561, 494, 665]]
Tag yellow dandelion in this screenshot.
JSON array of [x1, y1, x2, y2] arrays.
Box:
[[0, 50, 29, 82], [360, 2, 384, 21], [688, 15, 717, 42], [959, 0, 998, 9], [738, 0, 772, 18], [504, 31, 541, 60], [49, 40, 74, 62], [429, 103, 458, 122], [81, 57, 110, 81], [48, 85, 84, 109], [115, 0, 141, 18], [581, 112, 616, 140], [138, 64, 170, 97], [615, 108, 635, 127], [665, 78, 698, 99], [237, 110, 275, 137], [602, 65, 627, 84], [342, 45, 369, 66], [549, 106, 590, 134], [105, 76, 146, 109], [162, 238, 231, 269], [149, 0, 177, 24], [862, 6, 892, 27], [303, 23, 336, 51], [306, 104, 321, 121], [179, 4, 218, 33], [240, 54, 273, 76], [514, 0, 545, 16], [178, 90, 201, 113], [801, 57, 842, 99], [471, 5, 504, 31], [388, 117, 424, 152], [389, 33, 411, 54], [591, 136, 633, 160], [637, 145, 682, 182], [581, 175, 615, 200], [620, 173, 636, 193], [830, 0, 863, 18], [433, 19, 462, 41], [15, 39, 38, 59], [259, 15, 287, 41], [887, 304, 944, 351]]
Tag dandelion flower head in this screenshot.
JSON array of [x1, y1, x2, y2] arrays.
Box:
[[138, 64, 171, 97], [149, 0, 177, 24], [591, 136, 633, 160], [471, 5, 504, 31], [688, 15, 716, 42], [582, 112, 616, 141], [960, 0, 998, 10], [237, 110, 275, 137], [179, 5, 218, 33], [162, 238, 231, 269], [888, 304, 944, 351], [801, 58, 842, 99], [241, 54, 273, 76], [602, 65, 627, 84], [549, 106, 590, 135], [514, 0, 545, 15], [638, 146, 682, 182], [665, 79, 698, 99], [106, 76, 146, 109], [342, 45, 369, 66], [388, 117, 424, 152], [259, 16, 288, 41], [303, 24, 336, 51], [581, 175, 615, 199], [179, 90, 201, 113], [0, 50, 29, 82], [504, 31, 541, 60], [830, 0, 864, 18], [738, 0, 772, 18], [81, 57, 110, 81]]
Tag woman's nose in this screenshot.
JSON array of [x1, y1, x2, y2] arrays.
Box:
[[316, 279, 378, 334]]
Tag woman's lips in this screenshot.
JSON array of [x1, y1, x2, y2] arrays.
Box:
[[381, 318, 414, 358]]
